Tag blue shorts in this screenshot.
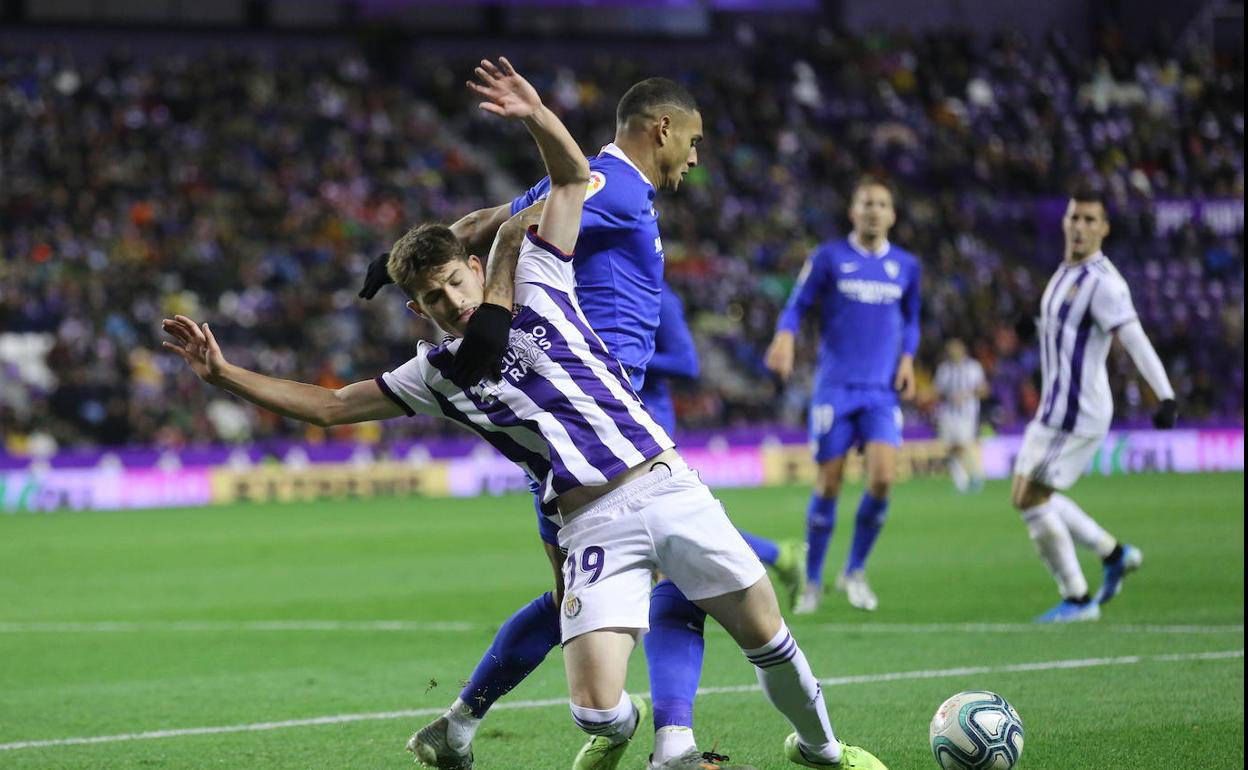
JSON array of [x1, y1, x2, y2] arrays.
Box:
[[808, 386, 903, 462]]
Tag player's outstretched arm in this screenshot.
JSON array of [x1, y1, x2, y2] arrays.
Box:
[[161, 315, 404, 427], [1114, 320, 1178, 428], [469, 56, 589, 255]]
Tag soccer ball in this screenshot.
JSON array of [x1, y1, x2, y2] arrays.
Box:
[[929, 690, 1024, 769]]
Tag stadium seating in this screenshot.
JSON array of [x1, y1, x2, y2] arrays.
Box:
[[0, 29, 1242, 453]]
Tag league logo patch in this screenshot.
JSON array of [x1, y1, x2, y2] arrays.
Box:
[[584, 172, 606, 201], [884, 259, 900, 279], [563, 594, 583, 619]]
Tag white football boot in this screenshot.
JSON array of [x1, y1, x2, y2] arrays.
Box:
[[838, 570, 878, 612], [794, 582, 822, 615]]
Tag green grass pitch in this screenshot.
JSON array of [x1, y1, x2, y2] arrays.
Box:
[[0, 472, 1242, 770]]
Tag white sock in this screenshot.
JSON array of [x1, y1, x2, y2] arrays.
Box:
[[1049, 493, 1117, 558], [443, 699, 482, 753], [570, 690, 637, 746], [1022, 500, 1088, 599], [949, 456, 969, 492], [743, 623, 840, 763], [652, 726, 697, 764]]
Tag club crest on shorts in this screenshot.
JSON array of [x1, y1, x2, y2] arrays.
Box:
[[563, 594, 582, 619], [884, 259, 900, 279]]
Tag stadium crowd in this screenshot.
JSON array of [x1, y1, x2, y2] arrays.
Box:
[[1, 25, 1243, 452]]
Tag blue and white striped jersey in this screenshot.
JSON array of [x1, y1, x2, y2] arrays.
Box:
[[1034, 252, 1137, 436], [933, 358, 985, 424], [378, 227, 673, 503]]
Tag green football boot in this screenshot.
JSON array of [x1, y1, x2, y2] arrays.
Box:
[[772, 540, 809, 612], [571, 695, 648, 770], [784, 735, 887, 769]]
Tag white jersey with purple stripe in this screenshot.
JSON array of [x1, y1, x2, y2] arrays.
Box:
[[934, 358, 985, 424], [378, 227, 674, 504], [1034, 252, 1137, 436]]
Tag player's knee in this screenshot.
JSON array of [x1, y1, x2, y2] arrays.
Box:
[[1011, 481, 1046, 511], [1010, 490, 1027, 511], [866, 477, 892, 500], [816, 479, 842, 498], [815, 466, 844, 498], [568, 687, 622, 713]]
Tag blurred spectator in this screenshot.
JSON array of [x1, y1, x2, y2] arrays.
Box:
[[0, 27, 1242, 451]]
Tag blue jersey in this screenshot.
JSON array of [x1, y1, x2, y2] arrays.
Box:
[[776, 237, 921, 394], [637, 284, 699, 436], [511, 143, 663, 387]]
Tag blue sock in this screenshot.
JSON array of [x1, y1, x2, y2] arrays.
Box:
[[644, 579, 707, 730], [846, 493, 889, 573], [805, 494, 838, 584], [738, 529, 781, 566], [459, 592, 561, 718]]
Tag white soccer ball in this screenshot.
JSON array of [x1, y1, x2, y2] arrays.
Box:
[[929, 690, 1024, 769]]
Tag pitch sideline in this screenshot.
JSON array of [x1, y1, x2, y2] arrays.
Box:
[[0, 649, 1241, 752]]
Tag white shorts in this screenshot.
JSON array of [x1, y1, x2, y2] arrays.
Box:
[[1013, 422, 1102, 490], [937, 415, 978, 446], [554, 458, 766, 643]]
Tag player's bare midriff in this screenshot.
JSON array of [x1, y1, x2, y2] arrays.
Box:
[[555, 447, 681, 517]]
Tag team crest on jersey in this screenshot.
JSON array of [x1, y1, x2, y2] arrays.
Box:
[[584, 172, 606, 201], [563, 594, 583, 619], [884, 259, 900, 279]]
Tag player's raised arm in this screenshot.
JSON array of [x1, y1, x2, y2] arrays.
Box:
[[469, 56, 590, 255], [448, 58, 589, 386], [161, 315, 405, 427]]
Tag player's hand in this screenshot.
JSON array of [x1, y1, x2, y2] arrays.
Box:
[[358, 252, 393, 299], [764, 332, 796, 381], [468, 56, 542, 120], [1013, 314, 1038, 344], [894, 355, 917, 401], [1152, 398, 1178, 429], [449, 303, 513, 387], [162, 315, 228, 384]]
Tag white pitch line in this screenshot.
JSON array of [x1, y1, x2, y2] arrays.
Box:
[[0, 649, 1240, 752], [0, 620, 1241, 635]]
